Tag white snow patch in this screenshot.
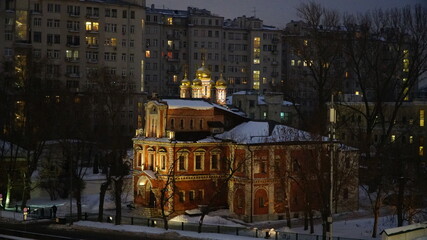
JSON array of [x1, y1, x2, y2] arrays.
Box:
[[164, 99, 213, 110], [215, 121, 325, 144], [74, 221, 254, 240]]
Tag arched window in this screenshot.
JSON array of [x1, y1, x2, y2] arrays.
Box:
[[147, 147, 155, 170], [210, 149, 221, 170], [158, 148, 167, 171], [194, 149, 205, 171], [177, 150, 189, 171]]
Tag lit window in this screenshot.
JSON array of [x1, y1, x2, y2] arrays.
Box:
[[179, 191, 185, 202], [194, 150, 205, 170], [85, 21, 99, 31], [253, 37, 261, 64], [410, 135, 414, 143], [291, 60, 295, 66], [160, 154, 166, 170], [253, 70, 260, 90], [419, 146, 424, 156], [391, 135, 395, 142], [145, 50, 151, 58], [167, 17, 173, 25], [404, 87, 409, 101], [420, 110, 424, 127]]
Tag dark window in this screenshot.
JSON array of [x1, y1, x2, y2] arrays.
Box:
[[195, 155, 202, 170], [211, 154, 218, 169], [33, 32, 42, 43], [179, 155, 185, 170], [179, 192, 184, 202]]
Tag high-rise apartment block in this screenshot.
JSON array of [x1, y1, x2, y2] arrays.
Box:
[[1, 0, 145, 91], [144, 5, 282, 96], [0, 0, 146, 137]]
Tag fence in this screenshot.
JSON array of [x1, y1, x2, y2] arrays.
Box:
[[2, 207, 364, 240]]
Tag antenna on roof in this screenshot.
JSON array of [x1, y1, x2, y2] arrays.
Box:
[[252, 7, 257, 18]]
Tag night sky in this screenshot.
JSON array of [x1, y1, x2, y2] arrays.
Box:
[[146, 0, 427, 28]]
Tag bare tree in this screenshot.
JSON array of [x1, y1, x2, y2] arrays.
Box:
[[341, 4, 427, 237], [157, 144, 179, 230], [284, 1, 344, 134], [197, 148, 244, 233], [86, 67, 134, 223]]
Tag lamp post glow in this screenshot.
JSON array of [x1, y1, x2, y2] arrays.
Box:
[[328, 94, 336, 240]]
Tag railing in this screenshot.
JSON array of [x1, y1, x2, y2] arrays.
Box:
[[1, 207, 364, 240]]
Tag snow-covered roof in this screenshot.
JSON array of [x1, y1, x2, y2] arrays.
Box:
[[380, 223, 427, 236], [215, 121, 327, 144], [226, 96, 233, 105], [258, 96, 265, 105], [164, 99, 214, 110], [162, 99, 247, 119], [0, 139, 27, 157]]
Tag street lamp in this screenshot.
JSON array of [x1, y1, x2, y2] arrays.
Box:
[[328, 94, 337, 240]]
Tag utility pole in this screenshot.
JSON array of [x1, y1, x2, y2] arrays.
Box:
[[328, 94, 336, 240], [69, 155, 73, 226]]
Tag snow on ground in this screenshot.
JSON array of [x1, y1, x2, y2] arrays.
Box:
[[73, 221, 257, 240], [2, 186, 426, 240], [279, 214, 399, 239], [170, 214, 243, 227]]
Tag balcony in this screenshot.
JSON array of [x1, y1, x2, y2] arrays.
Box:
[[86, 14, 99, 19], [66, 43, 80, 48], [86, 30, 99, 34], [87, 58, 98, 64], [166, 34, 180, 40], [30, 10, 42, 15], [87, 44, 99, 49], [68, 12, 80, 17], [67, 28, 80, 33], [65, 57, 80, 62], [66, 73, 80, 78], [271, 61, 279, 66]]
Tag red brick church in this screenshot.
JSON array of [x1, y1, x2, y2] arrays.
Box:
[[132, 66, 359, 222]]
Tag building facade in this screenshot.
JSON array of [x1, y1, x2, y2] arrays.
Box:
[[144, 5, 282, 97], [230, 91, 299, 127], [0, 0, 146, 137], [132, 98, 359, 221]]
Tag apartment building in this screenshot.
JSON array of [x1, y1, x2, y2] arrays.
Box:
[[144, 5, 282, 97], [0, 0, 146, 137]]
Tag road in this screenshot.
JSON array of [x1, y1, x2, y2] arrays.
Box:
[[0, 220, 183, 240]]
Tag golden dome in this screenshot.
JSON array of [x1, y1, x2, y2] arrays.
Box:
[[196, 64, 211, 79], [216, 74, 227, 87], [192, 78, 202, 86], [181, 73, 191, 86]]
